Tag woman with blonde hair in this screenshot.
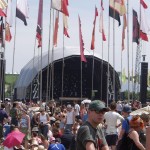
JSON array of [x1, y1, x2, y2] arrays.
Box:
[[127, 115, 146, 150]]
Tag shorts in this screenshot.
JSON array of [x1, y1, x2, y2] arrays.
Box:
[[105, 134, 118, 146]]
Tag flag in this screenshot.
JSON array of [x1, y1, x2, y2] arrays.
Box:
[[0, 0, 7, 9], [122, 14, 127, 50], [79, 16, 87, 62], [63, 14, 70, 38], [5, 23, 11, 41], [140, 0, 148, 9], [6, 0, 13, 26], [16, 0, 29, 26], [51, 0, 69, 16], [0, 8, 6, 17], [5, 0, 12, 42], [53, 11, 59, 46], [140, 2, 150, 41], [109, 0, 126, 28], [91, 6, 98, 50], [36, 0, 43, 48], [99, 0, 106, 41], [132, 9, 139, 44]]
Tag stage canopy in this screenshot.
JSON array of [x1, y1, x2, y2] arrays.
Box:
[[14, 47, 120, 101]]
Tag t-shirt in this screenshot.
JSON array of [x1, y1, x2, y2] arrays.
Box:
[[0, 109, 8, 123], [104, 111, 124, 134], [74, 104, 80, 116], [122, 116, 132, 133], [76, 121, 107, 150], [48, 143, 65, 150], [10, 108, 17, 118]]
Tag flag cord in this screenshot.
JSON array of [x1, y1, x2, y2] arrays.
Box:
[[46, 1, 52, 103]]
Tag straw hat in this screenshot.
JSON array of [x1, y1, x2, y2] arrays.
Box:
[[37, 145, 46, 150]]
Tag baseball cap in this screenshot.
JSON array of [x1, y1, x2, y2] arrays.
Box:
[[122, 106, 131, 113], [88, 100, 108, 112]]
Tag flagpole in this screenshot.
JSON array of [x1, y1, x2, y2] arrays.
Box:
[[107, 4, 111, 107], [81, 60, 82, 100], [46, 0, 52, 102], [91, 50, 94, 100], [127, 0, 130, 102], [132, 34, 134, 101], [101, 38, 103, 101]]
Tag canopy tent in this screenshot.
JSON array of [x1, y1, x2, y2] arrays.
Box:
[[14, 47, 120, 101]]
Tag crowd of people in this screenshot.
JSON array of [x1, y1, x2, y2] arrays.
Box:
[[0, 99, 149, 150]]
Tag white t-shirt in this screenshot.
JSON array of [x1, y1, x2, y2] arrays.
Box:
[[104, 111, 124, 134], [4, 147, 14, 150], [74, 104, 80, 116]]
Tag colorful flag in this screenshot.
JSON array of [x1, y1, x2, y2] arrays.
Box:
[[53, 11, 59, 46], [140, 2, 150, 41], [132, 9, 139, 44], [16, 0, 29, 26], [0, 0, 7, 9], [36, 0, 43, 48], [0, 8, 6, 17], [5, 23, 11, 41], [78, 16, 87, 62], [91, 7, 98, 50], [122, 14, 127, 50], [99, 0, 106, 41], [63, 14, 70, 38], [52, 0, 69, 16], [0, 18, 4, 47], [109, 0, 121, 26], [140, 0, 148, 9], [5, 0, 12, 42]]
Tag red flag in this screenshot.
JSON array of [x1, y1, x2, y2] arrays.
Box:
[[63, 14, 70, 38], [140, 0, 148, 9], [91, 7, 98, 50], [52, 0, 69, 16], [79, 16, 87, 62], [5, 23, 12, 42], [36, 0, 43, 48], [53, 11, 59, 46], [99, 0, 106, 41], [0, 8, 6, 17]]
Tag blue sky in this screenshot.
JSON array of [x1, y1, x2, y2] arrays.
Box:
[[5, 0, 150, 75]]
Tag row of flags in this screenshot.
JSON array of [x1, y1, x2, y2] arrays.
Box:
[[0, 0, 150, 61]]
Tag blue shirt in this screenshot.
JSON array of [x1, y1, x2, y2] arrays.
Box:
[[48, 143, 66, 150], [122, 116, 132, 133]]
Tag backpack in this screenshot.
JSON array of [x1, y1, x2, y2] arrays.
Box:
[[116, 119, 131, 150]]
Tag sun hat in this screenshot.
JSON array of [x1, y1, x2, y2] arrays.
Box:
[[67, 104, 72, 108], [122, 106, 132, 113], [88, 100, 108, 112], [32, 126, 39, 132]]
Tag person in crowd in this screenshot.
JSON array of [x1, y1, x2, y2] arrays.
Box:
[[37, 108, 50, 139], [0, 104, 9, 140], [48, 136, 65, 150], [65, 104, 75, 131], [31, 131, 42, 144], [104, 102, 124, 150], [76, 100, 109, 150], [126, 115, 146, 150], [19, 109, 31, 149], [30, 139, 39, 150], [39, 134, 49, 149], [118, 105, 132, 142], [5, 99, 11, 116], [116, 101, 122, 114], [52, 127, 62, 139], [74, 100, 80, 120], [139, 113, 150, 147], [80, 102, 87, 120], [61, 129, 74, 149], [31, 112, 40, 130], [59, 113, 66, 134]]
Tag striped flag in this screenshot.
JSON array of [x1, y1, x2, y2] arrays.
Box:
[[16, 0, 29, 26], [79, 16, 87, 62], [99, 0, 106, 41], [91, 6, 98, 50], [53, 11, 59, 46], [52, 0, 69, 16], [0, 0, 7, 9], [36, 0, 43, 48], [63, 14, 70, 38]]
